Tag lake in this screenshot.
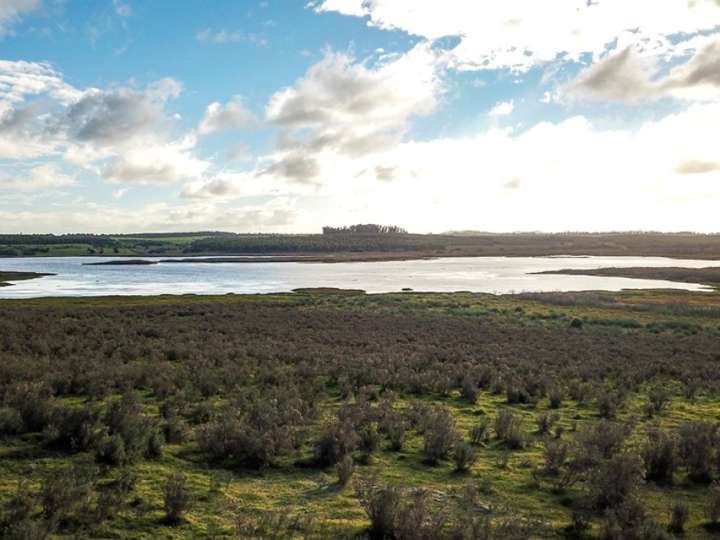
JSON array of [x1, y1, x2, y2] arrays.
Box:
[[1, 255, 718, 298]]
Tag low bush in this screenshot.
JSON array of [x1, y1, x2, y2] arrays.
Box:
[[40, 463, 96, 524], [642, 429, 677, 484], [494, 410, 525, 449], [461, 376, 478, 404], [709, 481, 720, 524], [469, 419, 490, 445], [597, 389, 625, 419], [668, 501, 689, 535], [676, 421, 717, 482], [453, 441, 477, 472], [163, 473, 192, 525], [536, 412, 559, 435], [588, 452, 643, 510], [314, 421, 358, 467], [542, 438, 569, 476], [422, 407, 458, 464], [336, 454, 355, 487], [646, 385, 671, 417]]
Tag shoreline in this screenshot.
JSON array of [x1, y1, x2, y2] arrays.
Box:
[[0, 271, 54, 287], [534, 266, 720, 289]]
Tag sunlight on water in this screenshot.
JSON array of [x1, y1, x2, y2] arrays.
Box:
[[1, 256, 718, 298]]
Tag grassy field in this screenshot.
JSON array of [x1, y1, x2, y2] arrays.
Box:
[[1, 290, 720, 538]]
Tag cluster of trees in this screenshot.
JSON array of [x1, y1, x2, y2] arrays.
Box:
[[0, 234, 119, 247], [1, 298, 720, 536], [322, 224, 408, 235], [184, 233, 437, 254]]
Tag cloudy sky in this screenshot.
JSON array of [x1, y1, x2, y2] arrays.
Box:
[[1, 1, 719, 233]]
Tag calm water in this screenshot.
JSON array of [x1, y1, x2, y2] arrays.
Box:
[[0, 256, 718, 298]]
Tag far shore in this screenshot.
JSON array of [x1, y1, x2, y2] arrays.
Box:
[[83, 253, 437, 265], [534, 266, 720, 289]]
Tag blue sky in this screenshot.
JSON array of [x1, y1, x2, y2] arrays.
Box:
[[1, 1, 719, 233]]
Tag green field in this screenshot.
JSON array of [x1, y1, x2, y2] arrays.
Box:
[[1, 290, 720, 538]]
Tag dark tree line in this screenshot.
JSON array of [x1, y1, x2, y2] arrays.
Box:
[[322, 224, 408, 235]]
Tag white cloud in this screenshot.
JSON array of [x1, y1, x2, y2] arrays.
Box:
[[196, 28, 267, 46], [112, 187, 129, 199], [246, 101, 720, 233], [263, 43, 444, 183], [0, 60, 80, 112], [314, 0, 720, 73], [0, 0, 40, 37], [0, 163, 75, 191], [101, 136, 209, 184], [0, 64, 202, 185], [488, 100, 514, 117], [198, 96, 256, 135], [56, 78, 182, 147], [0, 198, 297, 233], [113, 0, 132, 18], [567, 39, 720, 102]]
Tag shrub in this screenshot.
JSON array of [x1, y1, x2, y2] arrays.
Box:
[[0, 481, 42, 539], [469, 419, 490, 445], [548, 386, 564, 409], [6, 383, 53, 433], [358, 424, 381, 458], [354, 479, 445, 540], [42, 405, 101, 452], [676, 421, 717, 482], [422, 407, 458, 464], [536, 412, 559, 435], [336, 454, 355, 487], [163, 473, 192, 524], [599, 497, 648, 540], [494, 410, 525, 449], [0, 408, 23, 436], [506, 383, 532, 405], [461, 376, 479, 403], [668, 501, 689, 535], [198, 409, 295, 469], [642, 429, 677, 484], [355, 479, 401, 540], [101, 391, 163, 464], [542, 439, 569, 476], [314, 421, 358, 467], [588, 452, 643, 510], [576, 421, 629, 461], [646, 385, 671, 417], [163, 416, 188, 444], [453, 441, 477, 472], [146, 429, 164, 459], [385, 419, 405, 451], [569, 381, 591, 404], [96, 434, 127, 466], [597, 390, 624, 419], [40, 464, 96, 523], [708, 481, 720, 524]]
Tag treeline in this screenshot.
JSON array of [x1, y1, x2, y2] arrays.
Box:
[[0, 234, 118, 247], [322, 224, 408, 235], [4, 231, 720, 260], [185, 233, 435, 254]]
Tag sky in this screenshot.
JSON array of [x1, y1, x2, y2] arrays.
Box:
[[1, 0, 720, 234]]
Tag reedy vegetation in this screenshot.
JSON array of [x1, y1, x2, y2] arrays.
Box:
[[0, 292, 719, 538]]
